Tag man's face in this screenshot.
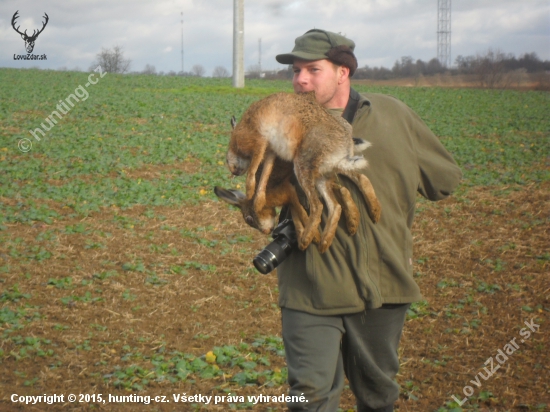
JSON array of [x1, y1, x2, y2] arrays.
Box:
[[292, 58, 345, 108]]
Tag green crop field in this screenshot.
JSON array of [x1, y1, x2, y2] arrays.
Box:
[[0, 68, 548, 411]]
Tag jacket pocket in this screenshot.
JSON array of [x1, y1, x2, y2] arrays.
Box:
[[307, 223, 365, 310]]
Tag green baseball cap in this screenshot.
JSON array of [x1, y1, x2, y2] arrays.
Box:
[[276, 29, 356, 64]]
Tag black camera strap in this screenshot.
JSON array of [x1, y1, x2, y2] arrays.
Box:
[[342, 87, 361, 125]]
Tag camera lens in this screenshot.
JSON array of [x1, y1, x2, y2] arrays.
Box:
[[253, 236, 294, 274], [253, 249, 278, 274]]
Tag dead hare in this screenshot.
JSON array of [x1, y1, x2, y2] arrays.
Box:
[[215, 157, 362, 247], [224, 91, 381, 253]]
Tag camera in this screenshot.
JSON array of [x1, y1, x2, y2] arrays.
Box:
[[253, 219, 297, 274]]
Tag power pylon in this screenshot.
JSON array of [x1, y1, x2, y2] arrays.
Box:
[[437, 0, 451, 68]]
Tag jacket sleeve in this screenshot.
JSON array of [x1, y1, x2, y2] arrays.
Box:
[[408, 107, 462, 201]]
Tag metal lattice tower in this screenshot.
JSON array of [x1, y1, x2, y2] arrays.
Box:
[[437, 0, 451, 68]]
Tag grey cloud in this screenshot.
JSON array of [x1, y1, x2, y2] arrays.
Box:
[[1, 0, 548, 75]]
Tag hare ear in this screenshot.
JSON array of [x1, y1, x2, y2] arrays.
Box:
[[230, 116, 237, 130], [214, 186, 245, 207]]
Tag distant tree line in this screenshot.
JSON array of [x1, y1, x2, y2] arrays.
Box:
[[453, 50, 549, 88], [263, 49, 550, 89], [140, 64, 232, 78], [354, 56, 443, 80], [87, 45, 548, 89], [455, 51, 548, 74], [352, 49, 549, 81]]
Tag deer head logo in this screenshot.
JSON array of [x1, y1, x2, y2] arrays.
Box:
[[11, 11, 49, 54]]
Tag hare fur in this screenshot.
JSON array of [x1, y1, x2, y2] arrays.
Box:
[[226, 91, 381, 252], [215, 158, 362, 246]]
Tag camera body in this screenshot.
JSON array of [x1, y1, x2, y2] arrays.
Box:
[[253, 219, 296, 274]]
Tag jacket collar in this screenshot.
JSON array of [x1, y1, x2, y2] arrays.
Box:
[[343, 88, 371, 124]]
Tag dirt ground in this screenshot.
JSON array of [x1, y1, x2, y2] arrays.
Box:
[[0, 182, 548, 411]]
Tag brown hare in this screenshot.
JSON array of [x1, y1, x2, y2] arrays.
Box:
[[215, 158, 362, 248], [225, 91, 381, 252]]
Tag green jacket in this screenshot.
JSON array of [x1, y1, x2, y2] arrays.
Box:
[[276, 91, 462, 315]]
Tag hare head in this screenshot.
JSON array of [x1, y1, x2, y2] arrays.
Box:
[[214, 186, 277, 235]]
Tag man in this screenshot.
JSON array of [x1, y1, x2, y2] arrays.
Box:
[[274, 29, 462, 411]]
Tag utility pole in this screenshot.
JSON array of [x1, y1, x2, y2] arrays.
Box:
[[181, 12, 184, 73], [437, 0, 451, 68], [233, 0, 244, 88], [258, 38, 262, 78]]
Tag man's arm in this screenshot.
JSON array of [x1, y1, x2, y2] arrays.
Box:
[[409, 108, 462, 201]]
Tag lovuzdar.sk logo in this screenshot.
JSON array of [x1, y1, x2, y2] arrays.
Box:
[[12, 10, 49, 61]]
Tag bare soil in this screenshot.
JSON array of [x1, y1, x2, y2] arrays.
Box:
[[0, 183, 548, 411]]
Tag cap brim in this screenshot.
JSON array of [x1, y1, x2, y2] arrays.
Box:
[[276, 51, 328, 65]]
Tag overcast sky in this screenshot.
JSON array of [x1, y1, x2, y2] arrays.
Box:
[[1, 0, 549, 76]]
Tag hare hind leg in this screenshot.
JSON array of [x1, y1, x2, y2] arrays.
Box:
[[316, 177, 342, 254], [244, 140, 269, 201], [331, 182, 359, 235], [285, 181, 321, 245], [252, 150, 276, 211], [297, 194, 323, 251], [338, 171, 381, 223], [294, 167, 324, 251]]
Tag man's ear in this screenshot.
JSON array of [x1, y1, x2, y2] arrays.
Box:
[[338, 65, 351, 84]]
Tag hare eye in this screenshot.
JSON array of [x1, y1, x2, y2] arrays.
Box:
[[245, 216, 255, 226]]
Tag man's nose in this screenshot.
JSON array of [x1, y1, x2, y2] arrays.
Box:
[[294, 71, 308, 84]]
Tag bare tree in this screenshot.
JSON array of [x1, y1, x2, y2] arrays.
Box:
[[212, 66, 230, 78], [246, 64, 261, 79], [191, 64, 206, 77], [90, 46, 131, 73], [142, 64, 156, 75], [474, 48, 512, 88]]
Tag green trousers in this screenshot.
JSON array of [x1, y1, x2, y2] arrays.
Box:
[[281, 304, 410, 411]]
